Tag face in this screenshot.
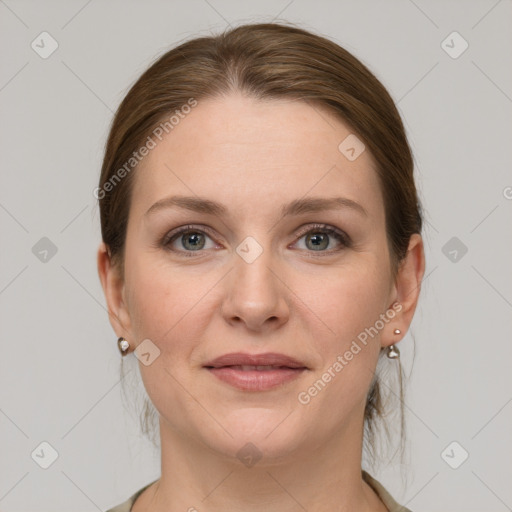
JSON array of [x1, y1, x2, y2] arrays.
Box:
[[100, 92, 421, 463]]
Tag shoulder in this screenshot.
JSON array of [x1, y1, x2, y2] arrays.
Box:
[[362, 470, 413, 512], [105, 474, 409, 512], [104, 480, 158, 512]]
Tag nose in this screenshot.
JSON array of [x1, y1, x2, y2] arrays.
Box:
[[220, 245, 290, 333]]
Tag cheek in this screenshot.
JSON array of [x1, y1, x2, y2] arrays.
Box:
[[123, 250, 177, 339], [124, 251, 214, 352], [295, 257, 390, 348], [293, 264, 388, 419], [123, 257, 203, 407]]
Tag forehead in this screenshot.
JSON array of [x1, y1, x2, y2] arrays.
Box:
[[130, 93, 384, 223]]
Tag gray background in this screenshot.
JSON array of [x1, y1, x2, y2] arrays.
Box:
[[1, 0, 511, 510]]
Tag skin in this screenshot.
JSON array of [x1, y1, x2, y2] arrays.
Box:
[[98, 92, 425, 511]]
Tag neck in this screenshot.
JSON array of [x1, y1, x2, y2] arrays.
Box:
[[137, 413, 385, 512]]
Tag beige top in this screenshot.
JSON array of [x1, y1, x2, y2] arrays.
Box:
[[105, 470, 413, 512]]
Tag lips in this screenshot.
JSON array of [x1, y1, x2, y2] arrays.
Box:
[[224, 365, 293, 371], [204, 352, 307, 391], [204, 352, 307, 369]]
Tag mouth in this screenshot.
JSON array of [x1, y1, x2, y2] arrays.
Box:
[[203, 353, 308, 391]]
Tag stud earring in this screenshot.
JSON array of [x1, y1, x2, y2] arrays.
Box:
[[117, 337, 130, 355], [393, 328, 401, 335]]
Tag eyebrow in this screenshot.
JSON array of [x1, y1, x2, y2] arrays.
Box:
[[144, 195, 368, 220]]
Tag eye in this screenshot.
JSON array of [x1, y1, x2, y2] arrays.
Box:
[[161, 225, 219, 256], [160, 223, 350, 258], [293, 224, 350, 254]]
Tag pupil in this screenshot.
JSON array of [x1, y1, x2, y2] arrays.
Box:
[[185, 233, 204, 250], [308, 233, 327, 251]]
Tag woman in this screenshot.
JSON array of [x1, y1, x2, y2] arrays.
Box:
[[98, 22, 425, 512]]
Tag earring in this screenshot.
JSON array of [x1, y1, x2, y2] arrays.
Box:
[[386, 344, 400, 359], [117, 337, 130, 356], [387, 328, 402, 359]]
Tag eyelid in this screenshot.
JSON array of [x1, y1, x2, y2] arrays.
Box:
[[161, 223, 350, 254], [291, 223, 350, 251], [161, 224, 220, 246], [293, 223, 348, 241]]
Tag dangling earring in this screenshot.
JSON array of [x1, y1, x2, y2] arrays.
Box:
[[387, 345, 400, 359], [117, 337, 130, 356], [387, 328, 401, 359]]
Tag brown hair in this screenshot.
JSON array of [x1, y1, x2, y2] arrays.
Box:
[[99, 22, 423, 470]]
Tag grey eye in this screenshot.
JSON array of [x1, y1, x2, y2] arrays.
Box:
[[304, 232, 330, 251], [180, 231, 207, 251]]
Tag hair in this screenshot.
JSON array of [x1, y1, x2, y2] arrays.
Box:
[[98, 21, 423, 474]]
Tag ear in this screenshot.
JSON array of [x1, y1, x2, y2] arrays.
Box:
[[383, 233, 425, 347], [97, 242, 133, 344]]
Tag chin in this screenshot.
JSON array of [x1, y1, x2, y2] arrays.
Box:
[[199, 407, 308, 465]]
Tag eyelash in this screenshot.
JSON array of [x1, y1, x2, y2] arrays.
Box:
[[160, 223, 351, 258]]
